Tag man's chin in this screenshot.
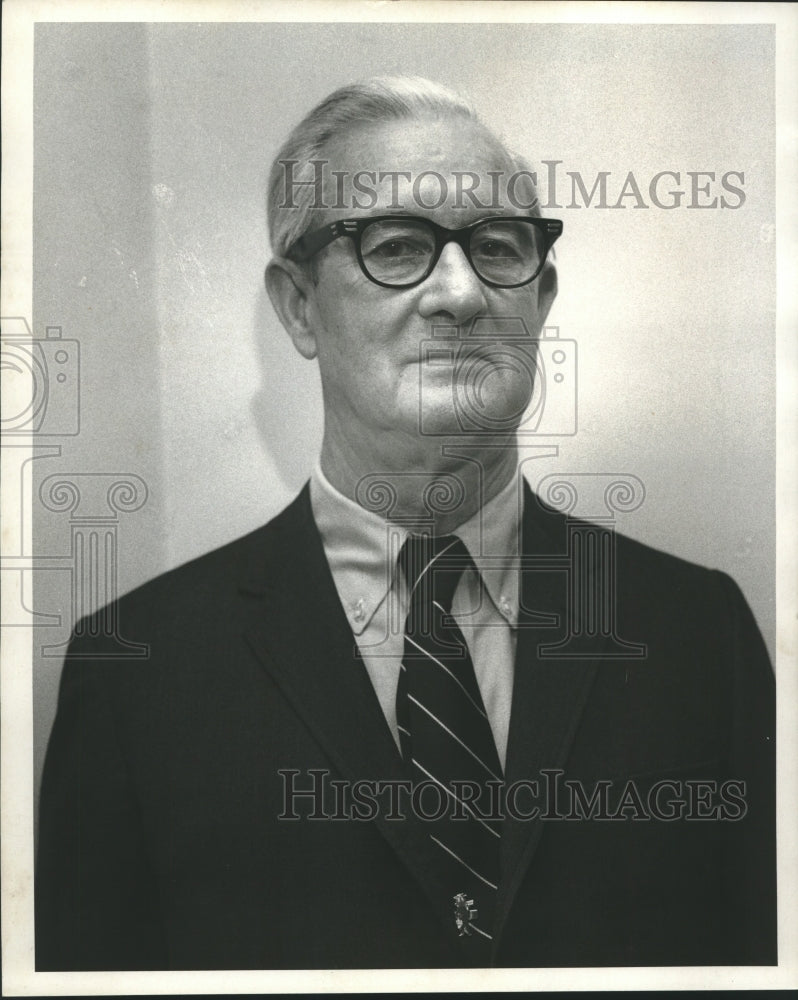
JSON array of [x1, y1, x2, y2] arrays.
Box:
[[411, 401, 523, 442], [412, 383, 530, 440]]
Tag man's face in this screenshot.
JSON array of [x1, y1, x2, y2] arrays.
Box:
[[294, 116, 556, 448]]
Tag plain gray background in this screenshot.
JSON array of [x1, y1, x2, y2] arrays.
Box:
[[31, 22, 775, 812]]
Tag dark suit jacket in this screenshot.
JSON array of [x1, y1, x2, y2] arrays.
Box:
[[36, 483, 776, 970]]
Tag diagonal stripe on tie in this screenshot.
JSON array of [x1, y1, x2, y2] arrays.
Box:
[[403, 635, 489, 719], [430, 835, 498, 890], [407, 694, 503, 782], [410, 759, 501, 839], [396, 533, 504, 952]]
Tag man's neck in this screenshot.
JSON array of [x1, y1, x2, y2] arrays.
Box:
[[319, 430, 519, 535]]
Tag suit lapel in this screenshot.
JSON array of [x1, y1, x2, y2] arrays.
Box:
[[240, 487, 461, 940], [493, 484, 604, 951], [239, 483, 614, 954]]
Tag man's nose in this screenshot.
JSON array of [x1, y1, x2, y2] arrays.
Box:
[[417, 241, 487, 324]]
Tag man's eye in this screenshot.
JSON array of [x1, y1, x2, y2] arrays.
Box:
[[368, 239, 427, 258], [473, 238, 521, 259]]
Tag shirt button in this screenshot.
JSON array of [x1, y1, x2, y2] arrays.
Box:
[[352, 598, 365, 623], [500, 596, 512, 617]]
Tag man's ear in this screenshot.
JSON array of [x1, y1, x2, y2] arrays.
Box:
[[536, 260, 558, 325], [264, 258, 319, 360]]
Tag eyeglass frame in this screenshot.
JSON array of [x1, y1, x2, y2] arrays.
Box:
[[284, 214, 564, 289]]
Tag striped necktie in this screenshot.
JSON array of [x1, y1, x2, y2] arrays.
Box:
[[396, 534, 503, 957]]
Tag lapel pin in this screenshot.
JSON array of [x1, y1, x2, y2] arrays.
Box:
[[453, 892, 478, 936]]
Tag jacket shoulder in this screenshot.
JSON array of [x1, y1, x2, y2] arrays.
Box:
[[72, 485, 313, 641], [528, 485, 721, 581]]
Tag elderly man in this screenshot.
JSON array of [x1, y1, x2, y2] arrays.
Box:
[[36, 77, 775, 971]]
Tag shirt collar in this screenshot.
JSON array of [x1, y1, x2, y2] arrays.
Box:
[[310, 463, 522, 635]]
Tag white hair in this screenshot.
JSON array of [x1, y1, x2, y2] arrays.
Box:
[[266, 76, 539, 260]]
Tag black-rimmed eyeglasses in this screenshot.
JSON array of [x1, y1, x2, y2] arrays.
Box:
[[285, 215, 563, 289]]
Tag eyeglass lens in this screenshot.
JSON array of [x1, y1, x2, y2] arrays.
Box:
[[359, 218, 546, 287]]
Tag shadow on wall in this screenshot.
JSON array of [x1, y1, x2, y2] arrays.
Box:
[[249, 283, 324, 494]]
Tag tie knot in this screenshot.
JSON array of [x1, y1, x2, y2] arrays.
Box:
[[399, 534, 470, 613]]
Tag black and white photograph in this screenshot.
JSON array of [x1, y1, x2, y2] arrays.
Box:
[[2, 0, 796, 993]]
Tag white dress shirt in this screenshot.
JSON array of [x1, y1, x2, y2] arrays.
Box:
[[309, 464, 522, 768]]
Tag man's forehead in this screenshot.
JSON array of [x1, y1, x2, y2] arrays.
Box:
[[283, 116, 535, 224], [320, 116, 514, 180]]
